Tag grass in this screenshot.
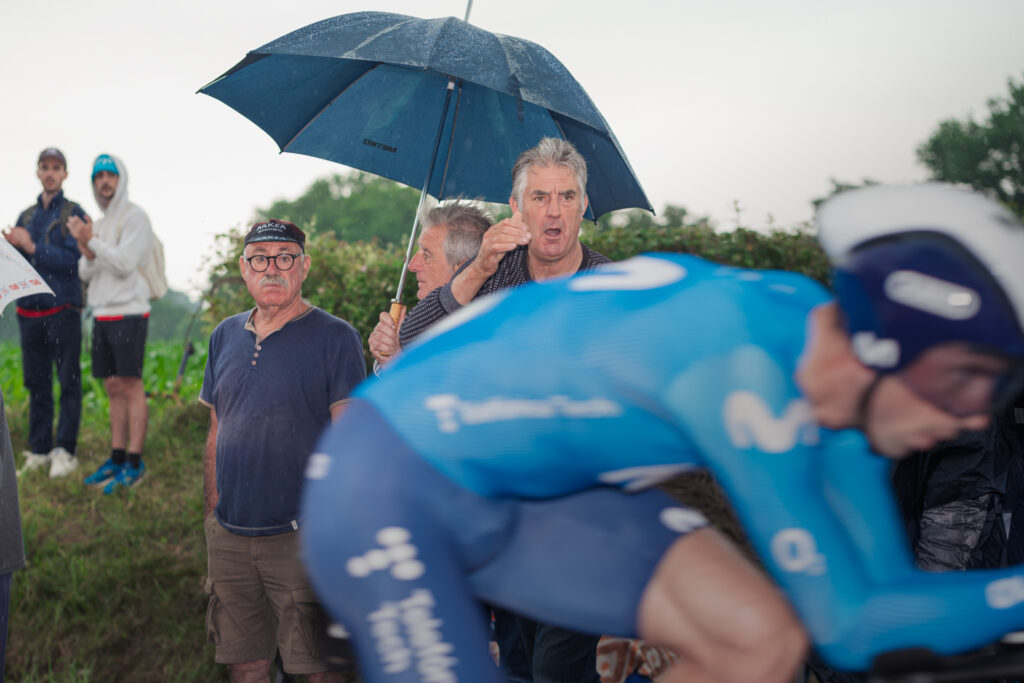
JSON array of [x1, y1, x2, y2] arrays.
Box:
[[3, 340, 229, 682]]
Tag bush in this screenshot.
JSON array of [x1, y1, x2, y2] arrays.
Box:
[[586, 224, 829, 284], [203, 223, 831, 375]]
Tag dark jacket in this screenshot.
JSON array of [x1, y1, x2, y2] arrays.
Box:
[[892, 393, 1024, 571], [13, 191, 85, 310]]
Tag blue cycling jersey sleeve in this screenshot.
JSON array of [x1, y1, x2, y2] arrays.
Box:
[[668, 343, 1024, 669], [358, 253, 1024, 670]]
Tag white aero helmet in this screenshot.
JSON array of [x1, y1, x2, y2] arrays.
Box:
[[818, 183, 1024, 376]]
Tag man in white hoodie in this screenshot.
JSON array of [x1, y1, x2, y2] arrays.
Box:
[[67, 154, 154, 494]]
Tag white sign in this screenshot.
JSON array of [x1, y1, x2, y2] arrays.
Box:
[[0, 239, 55, 315]]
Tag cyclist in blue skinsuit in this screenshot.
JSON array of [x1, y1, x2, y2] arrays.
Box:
[[302, 183, 1024, 682]]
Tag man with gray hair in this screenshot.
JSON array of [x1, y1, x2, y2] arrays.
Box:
[[395, 137, 607, 682], [368, 200, 490, 368], [398, 137, 609, 347]]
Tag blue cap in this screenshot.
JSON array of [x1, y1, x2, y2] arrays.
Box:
[[92, 154, 119, 180]]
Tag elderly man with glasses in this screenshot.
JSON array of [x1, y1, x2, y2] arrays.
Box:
[[199, 219, 365, 683]]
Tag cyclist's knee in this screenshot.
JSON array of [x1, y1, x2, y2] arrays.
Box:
[[732, 612, 806, 682], [695, 591, 805, 681], [639, 528, 808, 682]]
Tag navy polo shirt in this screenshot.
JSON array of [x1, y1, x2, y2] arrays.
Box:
[[200, 306, 366, 536]]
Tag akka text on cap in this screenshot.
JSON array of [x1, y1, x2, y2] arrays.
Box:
[[243, 219, 306, 249]]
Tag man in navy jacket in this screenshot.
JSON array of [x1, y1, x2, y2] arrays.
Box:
[[4, 147, 86, 479]]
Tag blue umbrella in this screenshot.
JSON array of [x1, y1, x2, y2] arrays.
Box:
[[199, 10, 651, 309]]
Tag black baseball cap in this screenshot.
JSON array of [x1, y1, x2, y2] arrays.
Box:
[[243, 219, 306, 249], [38, 147, 67, 167]]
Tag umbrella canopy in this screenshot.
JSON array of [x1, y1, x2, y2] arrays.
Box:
[[199, 11, 652, 220]]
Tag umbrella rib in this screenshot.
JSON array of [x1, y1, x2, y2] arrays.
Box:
[[393, 77, 458, 302], [280, 63, 383, 153], [343, 18, 421, 58], [436, 80, 464, 200], [550, 115, 568, 141], [496, 35, 526, 115]]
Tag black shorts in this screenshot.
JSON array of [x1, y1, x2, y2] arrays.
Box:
[[92, 316, 148, 378]]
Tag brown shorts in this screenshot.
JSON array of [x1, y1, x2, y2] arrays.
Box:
[[204, 515, 329, 674]]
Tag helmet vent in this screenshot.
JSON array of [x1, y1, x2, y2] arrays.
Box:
[[883, 270, 980, 321]]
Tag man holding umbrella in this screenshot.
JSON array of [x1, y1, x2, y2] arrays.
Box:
[[368, 201, 491, 370]]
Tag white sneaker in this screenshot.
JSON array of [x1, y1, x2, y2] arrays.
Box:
[[18, 450, 51, 477], [48, 447, 79, 479]]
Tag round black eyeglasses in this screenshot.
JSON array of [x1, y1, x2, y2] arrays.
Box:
[[244, 253, 303, 272]]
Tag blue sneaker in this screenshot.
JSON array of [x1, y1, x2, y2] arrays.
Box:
[[103, 462, 146, 495], [84, 458, 122, 487]]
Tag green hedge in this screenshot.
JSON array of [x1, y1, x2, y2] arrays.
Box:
[[203, 225, 831, 372], [586, 225, 829, 284]]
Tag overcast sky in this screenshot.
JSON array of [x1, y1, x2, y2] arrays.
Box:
[[2, 0, 1022, 294]]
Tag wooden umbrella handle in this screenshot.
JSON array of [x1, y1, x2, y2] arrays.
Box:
[[389, 300, 407, 327]]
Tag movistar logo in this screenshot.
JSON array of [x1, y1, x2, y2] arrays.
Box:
[[724, 391, 819, 453], [424, 394, 622, 433]]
